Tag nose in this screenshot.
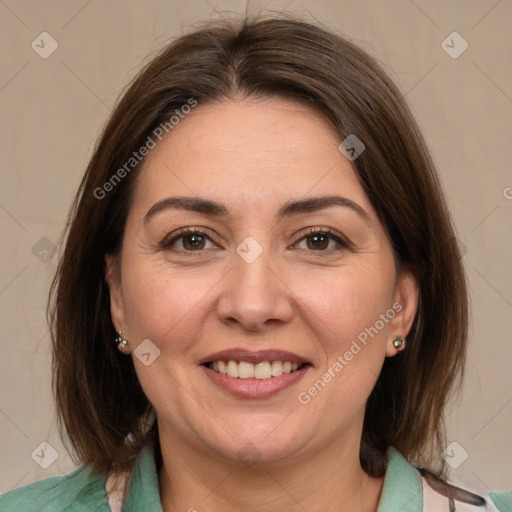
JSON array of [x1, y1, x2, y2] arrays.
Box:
[[216, 246, 294, 332]]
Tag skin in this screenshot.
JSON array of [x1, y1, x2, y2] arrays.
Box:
[[105, 97, 419, 512]]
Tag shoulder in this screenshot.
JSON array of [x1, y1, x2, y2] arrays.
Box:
[[0, 465, 110, 511]]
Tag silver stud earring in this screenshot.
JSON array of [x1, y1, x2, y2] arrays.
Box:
[[393, 335, 405, 350], [115, 331, 128, 350]]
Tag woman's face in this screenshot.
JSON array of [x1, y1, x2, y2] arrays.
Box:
[[106, 98, 418, 467]]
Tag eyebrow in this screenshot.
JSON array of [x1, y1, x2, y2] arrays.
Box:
[[143, 195, 370, 224]]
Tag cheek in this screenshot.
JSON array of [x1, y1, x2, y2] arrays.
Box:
[[293, 273, 394, 417], [306, 268, 394, 341], [121, 258, 223, 351], [294, 262, 395, 395]]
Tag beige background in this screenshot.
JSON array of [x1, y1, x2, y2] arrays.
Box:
[[1, 0, 511, 496]]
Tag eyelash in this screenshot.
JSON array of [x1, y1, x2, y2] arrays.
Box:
[[161, 226, 352, 254]]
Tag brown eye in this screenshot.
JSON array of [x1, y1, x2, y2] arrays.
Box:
[[306, 233, 330, 250], [295, 228, 351, 252], [181, 233, 206, 250], [161, 229, 216, 252]]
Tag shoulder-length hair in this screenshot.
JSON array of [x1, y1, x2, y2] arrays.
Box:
[[49, 14, 467, 477]]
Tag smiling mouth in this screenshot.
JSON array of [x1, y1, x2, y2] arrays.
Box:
[[205, 360, 307, 380]]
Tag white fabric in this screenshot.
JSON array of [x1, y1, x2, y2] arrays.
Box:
[[105, 470, 128, 512]]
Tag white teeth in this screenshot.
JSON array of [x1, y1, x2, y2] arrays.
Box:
[[238, 360, 255, 379], [226, 360, 238, 378], [209, 359, 304, 379], [271, 360, 283, 377], [254, 361, 271, 379]]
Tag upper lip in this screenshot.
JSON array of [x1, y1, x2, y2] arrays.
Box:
[[199, 348, 311, 365]]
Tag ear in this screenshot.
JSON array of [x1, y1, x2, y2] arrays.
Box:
[[385, 264, 419, 357], [104, 253, 126, 336]]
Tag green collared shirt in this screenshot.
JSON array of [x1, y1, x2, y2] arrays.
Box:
[[1, 445, 510, 511]]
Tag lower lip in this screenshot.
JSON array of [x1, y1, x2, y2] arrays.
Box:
[[201, 365, 310, 398]]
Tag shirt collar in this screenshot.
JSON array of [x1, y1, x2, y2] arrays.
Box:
[[377, 446, 423, 512], [122, 443, 163, 512], [122, 443, 422, 512]]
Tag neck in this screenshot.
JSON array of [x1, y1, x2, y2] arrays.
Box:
[[157, 427, 385, 512]]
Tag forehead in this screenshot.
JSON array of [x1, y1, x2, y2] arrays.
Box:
[[131, 98, 374, 219]]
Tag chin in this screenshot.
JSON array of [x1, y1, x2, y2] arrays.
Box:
[[201, 423, 310, 468]]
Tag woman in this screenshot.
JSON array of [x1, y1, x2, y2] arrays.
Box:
[[1, 15, 510, 512]]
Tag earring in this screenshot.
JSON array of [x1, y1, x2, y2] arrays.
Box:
[[393, 335, 405, 350], [115, 331, 129, 350]]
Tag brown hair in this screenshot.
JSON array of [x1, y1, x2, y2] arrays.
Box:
[[49, 14, 467, 478]]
